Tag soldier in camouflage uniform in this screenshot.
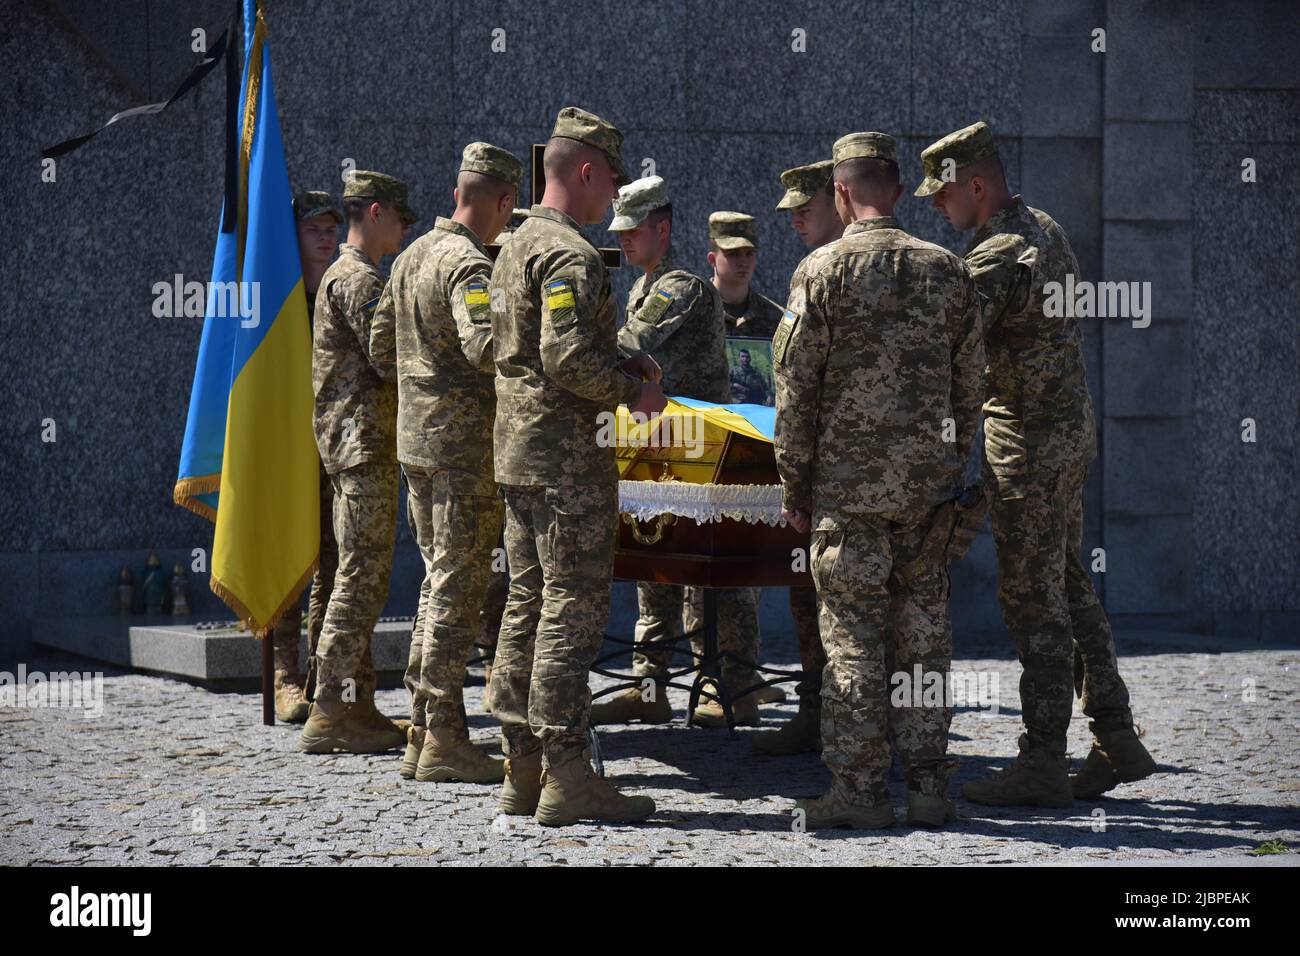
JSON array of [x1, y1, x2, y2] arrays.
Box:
[[489, 107, 666, 826], [728, 348, 770, 405], [707, 211, 785, 339], [774, 133, 985, 828], [752, 160, 847, 757], [476, 207, 534, 717], [370, 143, 522, 783], [585, 176, 764, 729], [702, 211, 786, 706], [299, 171, 415, 755], [918, 122, 1155, 806], [269, 190, 342, 723]]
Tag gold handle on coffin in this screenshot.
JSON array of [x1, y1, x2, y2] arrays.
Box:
[[622, 511, 676, 545]]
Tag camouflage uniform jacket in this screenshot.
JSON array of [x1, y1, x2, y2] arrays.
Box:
[[730, 363, 770, 404], [723, 288, 785, 339], [370, 217, 496, 493], [616, 248, 729, 402], [774, 216, 985, 521], [491, 204, 643, 488], [964, 196, 1096, 480], [312, 242, 397, 474]]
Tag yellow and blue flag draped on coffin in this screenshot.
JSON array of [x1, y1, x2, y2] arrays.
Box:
[[173, 0, 318, 635], [615, 396, 775, 483]]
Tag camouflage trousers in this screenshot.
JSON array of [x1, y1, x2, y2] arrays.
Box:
[[401, 467, 504, 729], [634, 584, 759, 698], [477, 532, 508, 654], [986, 458, 1133, 755], [406, 556, 431, 720], [313, 462, 398, 704], [789, 585, 825, 707], [271, 463, 336, 692], [490, 483, 616, 769], [813, 504, 957, 799], [408, 522, 504, 717]]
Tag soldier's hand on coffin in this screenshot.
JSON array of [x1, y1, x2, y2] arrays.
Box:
[[620, 350, 662, 384], [632, 380, 668, 417], [782, 507, 811, 534]]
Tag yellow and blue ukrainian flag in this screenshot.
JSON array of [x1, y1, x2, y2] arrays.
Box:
[[669, 396, 774, 443], [615, 396, 776, 481], [174, 0, 317, 635]]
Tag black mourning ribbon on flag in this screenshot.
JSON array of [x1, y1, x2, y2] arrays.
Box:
[[220, 0, 240, 233], [41, 2, 241, 161]]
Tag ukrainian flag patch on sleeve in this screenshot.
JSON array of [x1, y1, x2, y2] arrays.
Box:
[[772, 308, 799, 364], [641, 288, 674, 323], [361, 296, 380, 317], [545, 278, 577, 315], [464, 280, 490, 315]]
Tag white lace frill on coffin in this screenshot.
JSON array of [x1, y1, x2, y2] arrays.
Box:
[[617, 480, 787, 527]]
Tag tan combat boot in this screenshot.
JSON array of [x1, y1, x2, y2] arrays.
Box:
[[963, 735, 1073, 808], [499, 749, 544, 816], [1071, 727, 1158, 799], [274, 676, 310, 724], [589, 686, 672, 725], [795, 786, 895, 830], [272, 628, 309, 723], [754, 684, 787, 705], [298, 697, 403, 754], [693, 693, 760, 727], [415, 724, 505, 783], [400, 725, 425, 779], [907, 791, 956, 828], [752, 701, 821, 755], [353, 698, 407, 751], [534, 757, 655, 827]]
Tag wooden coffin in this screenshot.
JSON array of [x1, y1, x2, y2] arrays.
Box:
[[614, 417, 812, 588]]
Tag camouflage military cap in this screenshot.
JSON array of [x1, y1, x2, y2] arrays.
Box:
[[608, 175, 668, 232], [293, 190, 342, 223], [550, 106, 631, 186], [832, 131, 898, 167], [344, 169, 418, 225], [775, 160, 834, 210], [915, 121, 997, 197], [460, 141, 523, 190], [709, 211, 758, 250]]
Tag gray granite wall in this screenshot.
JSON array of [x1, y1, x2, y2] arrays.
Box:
[[1188, 2, 1300, 640], [1, 0, 1295, 659], [1101, 0, 1197, 626]]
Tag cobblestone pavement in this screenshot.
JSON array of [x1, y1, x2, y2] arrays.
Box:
[[2, 631, 1297, 866]]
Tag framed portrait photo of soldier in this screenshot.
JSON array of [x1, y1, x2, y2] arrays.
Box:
[[726, 337, 775, 407]]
